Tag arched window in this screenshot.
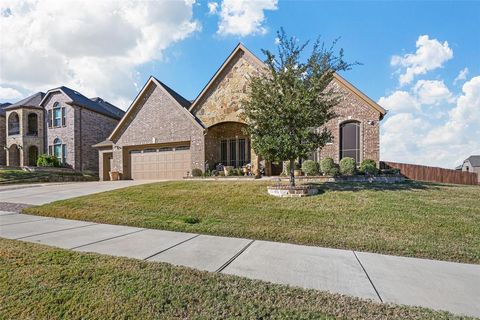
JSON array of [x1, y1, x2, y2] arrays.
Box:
[[340, 121, 360, 163], [8, 112, 20, 135], [53, 102, 62, 127], [27, 113, 38, 136], [53, 138, 64, 163]]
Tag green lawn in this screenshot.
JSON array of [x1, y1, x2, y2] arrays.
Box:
[[0, 238, 464, 319], [24, 180, 480, 264]]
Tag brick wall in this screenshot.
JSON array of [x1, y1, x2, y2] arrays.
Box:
[[78, 107, 119, 172], [44, 92, 120, 172], [44, 93, 77, 167], [111, 81, 204, 179], [317, 80, 382, 164]]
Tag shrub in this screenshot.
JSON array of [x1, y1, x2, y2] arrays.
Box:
[[218, 171, 225, 176], [320, 158, 338, 176], [191, 168, 203, 177], [339, 157, 356, 176], [36, 154, 60, 167], [227, 167, 235, 176], [301, 160, 320, 176], [359, 159, 379, 175], [235, 168, 243, 176]]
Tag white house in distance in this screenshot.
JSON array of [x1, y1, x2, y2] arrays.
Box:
[[457, 155, 480, 183]]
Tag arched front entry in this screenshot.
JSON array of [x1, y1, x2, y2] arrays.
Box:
[[205, 122, 250, 170], [8, 144, 20, 166], [28, 146, 39, 166]]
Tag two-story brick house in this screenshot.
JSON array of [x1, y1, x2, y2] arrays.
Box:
[[4, 87, 124, 172]]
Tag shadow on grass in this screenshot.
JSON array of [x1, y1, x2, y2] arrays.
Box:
[[308, 180, 445, 192]]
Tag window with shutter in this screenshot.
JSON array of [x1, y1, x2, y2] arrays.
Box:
[[61, 107, 66, 126], [47, 110, 53, 128], [62, 144, 67, 164]]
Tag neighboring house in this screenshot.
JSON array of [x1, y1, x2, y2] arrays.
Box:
[[459, 155, 480, 183], [95, 43, 386, 180], [0, 102, 12, 165], [4, 88, 124, 172]]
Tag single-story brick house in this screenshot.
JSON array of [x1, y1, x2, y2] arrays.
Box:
[[95, 43, 386, 180]]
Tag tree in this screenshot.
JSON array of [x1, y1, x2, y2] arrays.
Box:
[[243, 29, 354, 186]]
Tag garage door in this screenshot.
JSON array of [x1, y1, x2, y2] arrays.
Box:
[[130, 145, 191, 180]]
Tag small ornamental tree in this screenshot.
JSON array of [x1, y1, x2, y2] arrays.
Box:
[[243, 29, 354, 186]]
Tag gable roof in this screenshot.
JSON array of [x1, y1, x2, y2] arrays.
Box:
[[5, 92, 45, 110], [332, 73, 387, 119], [188, 42, 265, 113], [464, 155, 480, 167], [108, 76, 203, 141], [40, 86, 124, 120]]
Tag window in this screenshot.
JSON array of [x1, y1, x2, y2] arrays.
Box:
[[239, 139, 246, 166], [220, 140, 227, 164], [8, 112, 20, 135], [53, 103, 62, 127], [340, 121, 360, 163], [175, 146, 190, 151], [158, 147, 173, 152], [53, 138, 63, 163], [27, 113, 38, 136], [229, 139, 237, 166], [143, 148, 157, 153], [219, 137, 250, 168]]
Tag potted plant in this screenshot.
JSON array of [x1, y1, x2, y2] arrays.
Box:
[[294, 162, 302, 177]]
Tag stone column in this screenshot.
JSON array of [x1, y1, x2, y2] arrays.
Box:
[[251, 147, 261, 177]]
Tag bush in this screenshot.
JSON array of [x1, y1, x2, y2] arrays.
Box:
[[359, 159, 379, 175], [191, 168, 203, 177], [339, 157, 356, 176], [301, 160, 320, 176], [227, 167, 235, 176], [320, 158, 339, 176], [36, 154, 60, 167]]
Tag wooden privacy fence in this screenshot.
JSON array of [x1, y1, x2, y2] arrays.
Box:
[[381, 161, 479, 185]]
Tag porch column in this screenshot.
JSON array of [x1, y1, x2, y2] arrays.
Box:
[[251, 147, 261, 177]]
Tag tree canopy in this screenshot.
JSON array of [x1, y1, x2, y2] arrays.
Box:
[[243, 29, 355, 185]]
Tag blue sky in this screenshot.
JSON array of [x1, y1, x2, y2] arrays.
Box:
[[1, 0, 479, 168]]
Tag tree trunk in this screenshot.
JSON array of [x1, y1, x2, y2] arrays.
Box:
[[289, 159, 295, 187]]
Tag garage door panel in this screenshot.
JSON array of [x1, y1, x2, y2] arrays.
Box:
[[130, 146, 191, 180]]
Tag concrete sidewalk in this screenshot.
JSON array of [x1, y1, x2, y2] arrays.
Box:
[[1, 212, 479, 318]]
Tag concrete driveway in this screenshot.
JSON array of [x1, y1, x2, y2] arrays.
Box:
[[0, 180, 156, 206]]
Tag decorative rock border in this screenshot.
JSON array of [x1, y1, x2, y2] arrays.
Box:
[[267, 185, 319, 197]]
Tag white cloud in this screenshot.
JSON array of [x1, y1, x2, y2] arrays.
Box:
[[381, 76, 480, 168], [378, 90, 419, 112], [214, 0, 278, 37], [413, 80, 453, 105], [0, 0, 200, 109], [453, 67, 469, 85], [0, 86, 23, 100], [207, 2, 218, 14], [391, 35, 453, 85]]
